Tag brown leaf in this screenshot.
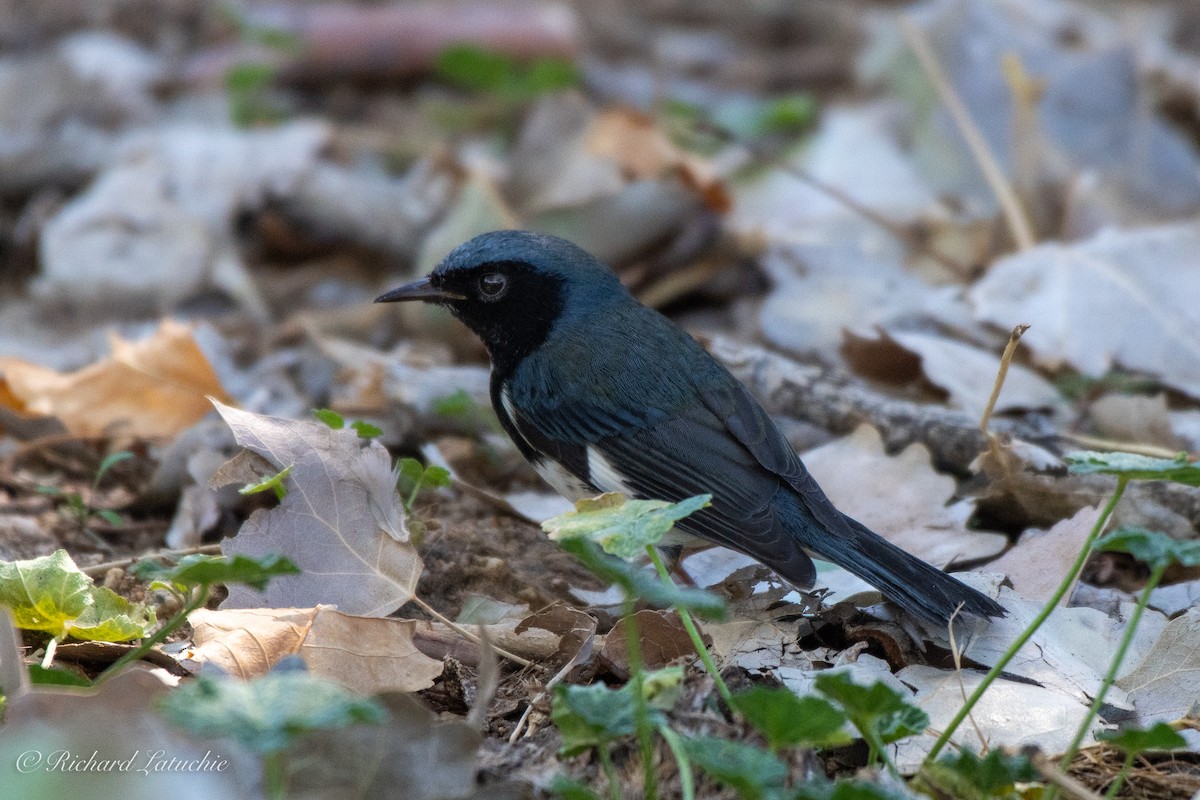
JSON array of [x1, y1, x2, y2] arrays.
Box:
[[190, 606, 443, 693], [0, 319, 230, 437], [189, 606, 317, 678], [300, 608, 444, 694], [985, 506, 1101, 604], [803, 425, 1007, 567], [213, 401, 421, 617], [598, 609, 696, 679]]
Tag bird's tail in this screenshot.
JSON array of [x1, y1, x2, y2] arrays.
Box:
[[831, 514, 1005, 624], [779, 492, 1006, 624]]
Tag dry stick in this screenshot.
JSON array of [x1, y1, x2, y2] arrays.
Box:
[[82, 544, 224, 577], [980, 324, 1031, 438], [1031, 752, 1107, 800], [946, 605, 989, 752], [410, 595, 532, 668], [508, 631, 596, 744], [900, 16, 1037, 251], [692, 119, 974, 280], [1059, 433, 1182, 460]]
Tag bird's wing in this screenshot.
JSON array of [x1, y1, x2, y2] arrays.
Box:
[[506, 383, 818, 587], [697, 381, 864, 551]]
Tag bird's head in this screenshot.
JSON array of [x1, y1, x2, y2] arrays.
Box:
[[375, 230, 627, 371]]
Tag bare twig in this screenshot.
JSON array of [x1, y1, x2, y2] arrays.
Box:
[[980, 323, 1031, 438], [82, 544, 224, 578], [947, 604, 989, 752], [466, 625, 500, 730], [1031, 751, 1106, 800], [411, 595, 532, 668], [508, 629, 595, 743], [900, 16, 1037, 251]]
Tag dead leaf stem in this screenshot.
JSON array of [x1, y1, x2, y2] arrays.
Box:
[[900, 17, 1037, 251]]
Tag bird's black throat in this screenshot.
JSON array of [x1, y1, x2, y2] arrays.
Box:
[[439, 261, 567, 380]]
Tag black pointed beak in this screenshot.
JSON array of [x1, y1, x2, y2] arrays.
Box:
[[374, 276, 465, 304]]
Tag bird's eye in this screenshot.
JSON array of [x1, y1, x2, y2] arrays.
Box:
[[478, 272, 508, 301]]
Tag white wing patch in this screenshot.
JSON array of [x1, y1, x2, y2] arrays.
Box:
[[533, 458, 594, 501], [585, 446, 635, 496]]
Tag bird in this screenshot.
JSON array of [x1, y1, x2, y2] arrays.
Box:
[[376, 230, 1005, 624]]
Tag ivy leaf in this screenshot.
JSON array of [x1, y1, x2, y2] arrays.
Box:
[[684, 736, 788, 800], [1065, 451, 1200, 485], [543, 493, 711, 559], [130, 554, 299, 592], [350, 420, 383, 439], [557, 537, 726, 620], [731, 686, 851, 750], [1098, 722, 1187, 755], [551, 683, 640, 756], [0, 550, 94, 635], [919, 748, 1037, 799], [814, 672, 929, 746], [1094, 527, 1200, 570], [160, 662, 385, 754], [69, 586, 156, 642]]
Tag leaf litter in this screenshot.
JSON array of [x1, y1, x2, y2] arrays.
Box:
[[1, 0, 1200, 797]]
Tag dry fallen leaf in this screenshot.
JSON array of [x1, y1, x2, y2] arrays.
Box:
[[190, 605, 443, 694], [843, 328, 1061, 420], [598, 609, 695, 679], [802, 425, 1008, 567], [984, 506, 1101, 603], [970, 222, 1200, 398], [213, 401, 421, 617], [0, 319, 230, 437], [1117, 606, 1200, 727]]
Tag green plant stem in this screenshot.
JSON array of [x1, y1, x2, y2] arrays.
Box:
[[405, 477, 424, 513], [100, 586, 210, 681], [263, 751, 287, 800], [597, 745, 621, 800], [1046, 561, 1166, 800], [656, 724, 696, 800], [646, 547, 734, 706], [622, 597, 657, 800], [924, 478, 1128, 763], [1105, 752, 1135, 800], [1052, 560, 1167, 796]]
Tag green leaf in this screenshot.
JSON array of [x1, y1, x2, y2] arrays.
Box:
[[523, 58, 581, 94], [0, 550, 92, 635], [94, 451, 134, 487], [238, 464, 293, 501], [1098, 721, 1187, 754], [921, 748, 1038, 799], [543, 493, 712, 559], [1065, 451, 1200, 485], [130, 554, 299, 592], [432, 389, 474, 417], [435, 44, 513, 92], [94, 509, 125, 527], [813, 672, 929, 746], [557, 537, 726, 619], [396, 457, 425, 488], [28, 664, 92, 688], [643, 665, 685, 710], [68, 586, 156, 642], [548, 775, 602, 800], [160, 666, 385, 754], [794, 780, 911, 800], [313, 408, 345, 429], [350, 420, 383, 439], [551, 683, 640, 756], [731, 686, 850, 750], [422, 465, 452, 489], [1094, 527, 1200, 570], [684, 736, 788, 800]]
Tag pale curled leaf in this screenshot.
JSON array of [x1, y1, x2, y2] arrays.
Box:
[[802, 426, 1007, 567], [189, 606, 443, 693], [212, 401, 422, 616]]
